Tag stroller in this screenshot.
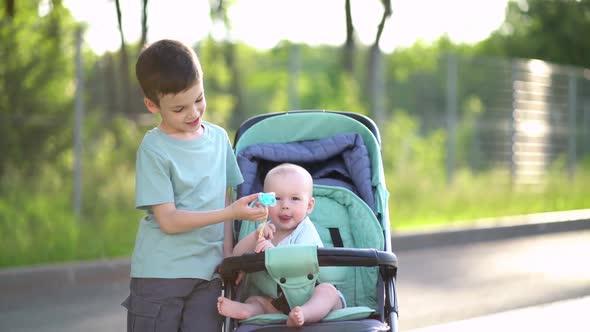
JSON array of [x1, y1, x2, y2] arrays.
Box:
[[219, 111, 399, 332]]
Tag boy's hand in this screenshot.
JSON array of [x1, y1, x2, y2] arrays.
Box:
[[230, 193, 268, 221], [255, 237, 274, 253]]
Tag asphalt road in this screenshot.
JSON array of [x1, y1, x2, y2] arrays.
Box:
[[398, 229, 590, 330], [1, 230, 589, 332]]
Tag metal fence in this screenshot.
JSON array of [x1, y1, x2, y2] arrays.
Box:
[[5, 38, 590, 208], [384, 54, 590, 185]]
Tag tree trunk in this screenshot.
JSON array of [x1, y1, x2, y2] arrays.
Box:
[[374, 0, 391, 46], [366, 0, 391, 124], [138, 0, 148, 52], [225, 42, 246, 129], [114, 0, 132, 116], [5, 0, 14, 17], [212, 0, 247, 129], [343, 0, 355, 73], [104, 53, 120, 120]]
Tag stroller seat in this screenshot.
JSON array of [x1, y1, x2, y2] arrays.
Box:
[[238, 244, 377, 326], [236, 184, 384, 326]]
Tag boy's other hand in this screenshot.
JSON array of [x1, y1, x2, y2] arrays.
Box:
[[231, 193, 268, 221]]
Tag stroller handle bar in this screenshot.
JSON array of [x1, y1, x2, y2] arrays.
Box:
[[219, 247, 397, 280]]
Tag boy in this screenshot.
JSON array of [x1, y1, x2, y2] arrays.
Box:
[[217, 163, 345, 327], [121, 39, 268, 332]]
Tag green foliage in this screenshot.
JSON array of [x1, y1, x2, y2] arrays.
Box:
[[380, 112, 590, 231], [233, 42, 292, 115], [382, 111, 446, 181], [0, 0, 78, 177], [197, 38, 236, 127], [480, 0, 590, 68], [0, 180, 141, 268], [0, 115, 144, 268]]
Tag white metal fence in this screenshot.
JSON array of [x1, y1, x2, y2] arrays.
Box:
[[390, 54, 590, 185]]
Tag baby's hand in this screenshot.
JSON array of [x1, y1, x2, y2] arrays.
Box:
[[256, 222, 276, 240], [255, 237, 274, 253], [231, 193, 268, 221]]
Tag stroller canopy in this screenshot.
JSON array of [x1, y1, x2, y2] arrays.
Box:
[[237, 132, 375, 210]]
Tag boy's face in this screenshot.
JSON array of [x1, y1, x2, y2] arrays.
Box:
[[144, 81, 206, 139], [265, 172, 315, 234]]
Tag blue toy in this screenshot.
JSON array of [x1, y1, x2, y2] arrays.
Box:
[[250, 192, 276, 238], [254, 192, 276, 207]]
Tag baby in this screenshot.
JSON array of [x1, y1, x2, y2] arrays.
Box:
[[217, 163, 345, 327]]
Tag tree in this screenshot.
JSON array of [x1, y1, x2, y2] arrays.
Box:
[[210, 0, 247, 130], [342, 0, 355, 74], [114, 0, 132, 116], [480, 0, 590, 68], [0, 0, 77, 177], [138, 0, 148, 52], [366, 0, 392, 125], [4, 0, 14, 17]]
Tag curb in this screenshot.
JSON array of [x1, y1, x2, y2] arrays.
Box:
[[391, 209, 590, 251], [0, 257, 131, 295], [1, 209, 589, 293]]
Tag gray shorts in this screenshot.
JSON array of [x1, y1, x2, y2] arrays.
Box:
[[122, 278, 222, 332]]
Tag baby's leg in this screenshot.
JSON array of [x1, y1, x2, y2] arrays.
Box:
[[217, 295, 277, 320], [286, 283, 343, 327]]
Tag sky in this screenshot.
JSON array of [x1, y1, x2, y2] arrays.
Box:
[[63, 0, 510, 55]]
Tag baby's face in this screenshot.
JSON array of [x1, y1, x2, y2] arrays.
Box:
[[264, 173, 314, 234]]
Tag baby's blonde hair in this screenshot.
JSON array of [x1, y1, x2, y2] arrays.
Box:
[[264, 163, 313, 195]]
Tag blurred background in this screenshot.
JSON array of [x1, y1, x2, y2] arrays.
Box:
[[1, 0, 589, 268]]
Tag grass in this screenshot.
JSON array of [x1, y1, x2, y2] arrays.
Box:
[[0, 183, 142, 268], [389, 167, 590, 231]]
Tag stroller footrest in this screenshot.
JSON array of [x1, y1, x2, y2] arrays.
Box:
[[323, 306, 375, 322], [238, 306, 375, 326]]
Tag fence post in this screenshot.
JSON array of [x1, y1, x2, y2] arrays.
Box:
[[373, 48, 386, 129], [584, 99, 590, 156], [567, 70, 577, 181], [445, 54, 458, 185], [509, 61, 518, 186], [74, 27, 84, 217], [288, 43, 300, 111]]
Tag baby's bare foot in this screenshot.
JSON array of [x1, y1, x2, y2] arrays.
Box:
[[217, 297, 252, 320], [286, 306, 305, 327]]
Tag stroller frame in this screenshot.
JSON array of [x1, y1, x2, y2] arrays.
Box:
[[220, 110, 399, 332]]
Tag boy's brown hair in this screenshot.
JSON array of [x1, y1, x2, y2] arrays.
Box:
[[135, 39, 203, 107]]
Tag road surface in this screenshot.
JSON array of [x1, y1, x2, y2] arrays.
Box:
[[1, 230, 589, 331]]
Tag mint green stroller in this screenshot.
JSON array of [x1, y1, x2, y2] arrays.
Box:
[[219, 111, 398, 332]]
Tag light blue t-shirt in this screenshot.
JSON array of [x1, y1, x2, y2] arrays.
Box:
[[131, 122, 243, 279], [276, 217, 323, 247]]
